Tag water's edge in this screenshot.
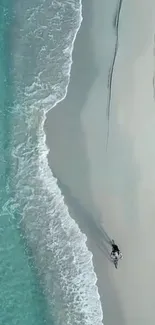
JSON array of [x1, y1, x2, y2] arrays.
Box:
[[3, 1, 104, 324]]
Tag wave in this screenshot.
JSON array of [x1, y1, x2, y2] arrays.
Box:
[[7, 0, 104, 324]]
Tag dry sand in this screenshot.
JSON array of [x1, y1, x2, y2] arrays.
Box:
[[45, 0, 155, 324]]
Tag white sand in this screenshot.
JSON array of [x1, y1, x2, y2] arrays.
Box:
[[46, 0, 155, 324], [81, 0, 155, 323]]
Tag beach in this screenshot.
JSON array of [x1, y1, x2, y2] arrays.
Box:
[[45, 0, 155, 324]]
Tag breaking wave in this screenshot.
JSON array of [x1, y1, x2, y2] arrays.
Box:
[[6, 0, 104, 324]]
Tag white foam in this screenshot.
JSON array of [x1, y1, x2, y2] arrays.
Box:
[[9, 0, 104, 323], [36, 114, 104, 324]]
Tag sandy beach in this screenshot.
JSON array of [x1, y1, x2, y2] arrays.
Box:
[[45, 0, 155, 324]]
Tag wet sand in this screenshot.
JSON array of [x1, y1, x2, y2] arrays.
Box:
[[45, 0, 155, 324]]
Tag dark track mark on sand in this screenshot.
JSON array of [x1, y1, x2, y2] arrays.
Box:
[[153, 35, 155, 101], [106, 0, 123, 150]]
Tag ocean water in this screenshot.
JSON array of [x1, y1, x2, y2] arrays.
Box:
[[0, 1, 103, 324]]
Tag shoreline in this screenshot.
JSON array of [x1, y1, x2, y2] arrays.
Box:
[[45, 0, 124, 323]]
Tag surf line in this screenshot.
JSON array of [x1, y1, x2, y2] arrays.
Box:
[[106, 0, 123, 150]]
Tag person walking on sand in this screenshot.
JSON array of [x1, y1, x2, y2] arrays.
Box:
[[111, 240, 123, 260]]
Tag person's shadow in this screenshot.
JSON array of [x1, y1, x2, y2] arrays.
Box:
[[54, 174, 113, 262], [53, 174, 126, 325]]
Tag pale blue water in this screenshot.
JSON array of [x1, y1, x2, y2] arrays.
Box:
[[0, 1, 103, 325]]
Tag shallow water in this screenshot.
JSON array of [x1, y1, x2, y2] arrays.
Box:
[[0, 1, 103, 324]]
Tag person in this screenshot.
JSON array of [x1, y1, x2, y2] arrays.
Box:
[[111, 240, 123, 260]]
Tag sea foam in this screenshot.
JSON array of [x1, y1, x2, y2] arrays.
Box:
[[8, 0, 104, 324]]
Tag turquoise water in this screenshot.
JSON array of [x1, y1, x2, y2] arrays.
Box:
[[0, 1, 103, 325], [0, 2, 50, 324]]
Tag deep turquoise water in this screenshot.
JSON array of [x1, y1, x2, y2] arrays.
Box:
[[0, 1, 103, 325]]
